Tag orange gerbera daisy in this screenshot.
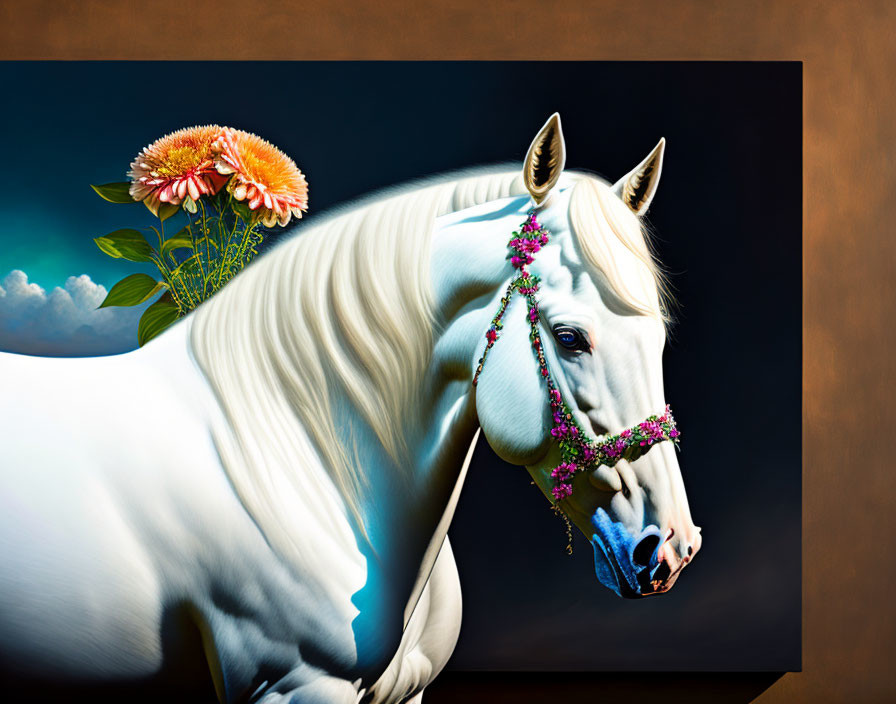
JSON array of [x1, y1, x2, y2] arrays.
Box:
[[214, 128, 309, 227], [129, 125, 230, 215]]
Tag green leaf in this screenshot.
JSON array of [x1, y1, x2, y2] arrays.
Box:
[[143, 198, 181, 222], [183, 196, 198, 214], [161, 229, 195, 259], [231, 199, 253, 222], [137, 292, 179, 347], [157, 201, 181, 222], [90, 182, 136, 204], [94, 228, 156, 263], [98, 273, 167, 308]]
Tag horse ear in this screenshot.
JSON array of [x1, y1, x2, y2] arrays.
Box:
[[613, 138, 665, 215], [523, 113, 566, 206]]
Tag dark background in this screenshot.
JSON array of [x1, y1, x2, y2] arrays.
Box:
[[0, 61, 801, 674], [441, 63, 802, 672]]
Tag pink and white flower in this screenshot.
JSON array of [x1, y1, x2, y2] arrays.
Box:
[[213, 128, 309, 227], [128, 125, 229, 215]]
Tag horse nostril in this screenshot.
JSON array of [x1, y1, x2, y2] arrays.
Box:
[[652, 559, 672, 585], [632, 534, 660, 567]]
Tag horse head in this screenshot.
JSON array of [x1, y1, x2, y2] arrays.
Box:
[[474, 114, 701, 598]]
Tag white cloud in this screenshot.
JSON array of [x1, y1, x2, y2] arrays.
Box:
[[0, 270, 147, 356]]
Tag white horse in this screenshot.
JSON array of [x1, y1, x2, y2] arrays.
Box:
[[0, 115, 701, 702]]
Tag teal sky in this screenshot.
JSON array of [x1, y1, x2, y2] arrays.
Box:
[[1, 204, 158, 288], [0, 62, 196, 289]]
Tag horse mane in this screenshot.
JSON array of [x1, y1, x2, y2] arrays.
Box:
[[189, 165, 671, 559], [189, 165, 527, 552], [568, 176, 673, 326]]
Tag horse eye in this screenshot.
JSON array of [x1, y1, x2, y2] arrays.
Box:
[[552, 324, 589, 352]]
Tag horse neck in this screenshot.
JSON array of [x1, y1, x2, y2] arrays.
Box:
[[428, 193, 535, 371], [183, 185, 535, 619], [412, 195, 536, 511], [377, 195, 537, 625]]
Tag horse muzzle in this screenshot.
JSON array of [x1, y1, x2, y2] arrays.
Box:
[[590, 508, 699, 598]]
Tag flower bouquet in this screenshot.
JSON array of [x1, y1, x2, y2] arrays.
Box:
[[91, 125, 308, 346]]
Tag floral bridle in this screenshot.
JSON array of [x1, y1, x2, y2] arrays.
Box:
[[472, 210, 680, 503]]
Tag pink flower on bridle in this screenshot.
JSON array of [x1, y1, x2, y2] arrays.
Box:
[[473, 211, 681, 503]]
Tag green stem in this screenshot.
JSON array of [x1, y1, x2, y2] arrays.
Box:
[[149, 226, 163, 251], [167, 280, 187, 314], [214, 196, 233, 290], [155, 257, 187, 313], [176, 272, 198, 311], [233, 221, 256, 269], [218, 211, 244, 288], [186, 212, 207, 302], [198, 199, 212, 299], [148, 252, 185, 315]]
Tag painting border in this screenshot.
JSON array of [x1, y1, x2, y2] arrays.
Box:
[[2, 1, 892, 701]]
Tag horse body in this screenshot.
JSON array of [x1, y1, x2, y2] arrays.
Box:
[[0, 327, 305, 683], [0, 325, 224, 681], [0, 115, 701, 702], [0, 319, 463, 702], [0, 190, 497, 701]]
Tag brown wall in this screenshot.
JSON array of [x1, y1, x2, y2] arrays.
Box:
[[1, 1, 894, 701]]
